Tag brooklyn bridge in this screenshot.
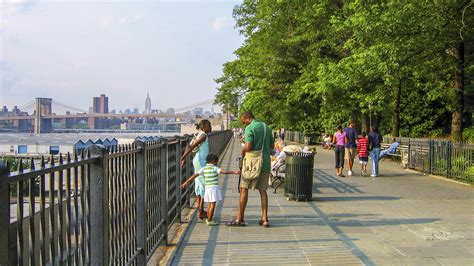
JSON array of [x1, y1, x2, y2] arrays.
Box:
[[0, 97, 219, 134]]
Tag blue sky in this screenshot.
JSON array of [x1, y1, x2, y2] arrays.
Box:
[[0, 0, 243, 113]]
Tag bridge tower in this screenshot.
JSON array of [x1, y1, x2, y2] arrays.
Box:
[[34, 98, 53, 134]]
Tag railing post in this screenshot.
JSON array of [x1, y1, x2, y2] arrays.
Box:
[[133, 140, 146, 265], [86, 144, 109, 265], [446, 141, 452, 178], [407, 138, 412, 168], [184, 136, 192, 208], [429, 140, 434, 174], [175, 137, 182, 223], [0, 161, 10, 266], [160, 139, 169, 245]]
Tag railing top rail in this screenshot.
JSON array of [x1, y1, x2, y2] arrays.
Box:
[[2, 130, 234, 180], [143, 141, 165, 149], [4, 156, 99, 183]]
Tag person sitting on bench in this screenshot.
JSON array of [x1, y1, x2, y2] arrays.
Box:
[[380, 138, 400, 159], [271, 141, 286, 171], [322, 134, 333, 149]]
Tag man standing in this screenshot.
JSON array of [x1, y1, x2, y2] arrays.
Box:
[[368, 126, 383, 178], [226, 111, 274, 228], [344, 121, 358, 176]]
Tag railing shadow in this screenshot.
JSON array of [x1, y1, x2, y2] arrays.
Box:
[[234, 216, 440, 228], [314, 169, 364, 194], [333, 218, 440, 227], [315, 196, 400, 201]]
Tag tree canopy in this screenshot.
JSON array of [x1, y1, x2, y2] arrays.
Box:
[[215, 0, 473, 140]]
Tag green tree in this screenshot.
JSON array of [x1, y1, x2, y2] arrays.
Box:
[[215, 0, 473, 139]]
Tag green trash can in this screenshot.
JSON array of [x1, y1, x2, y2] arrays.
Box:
[[284, 151, 315, 201]]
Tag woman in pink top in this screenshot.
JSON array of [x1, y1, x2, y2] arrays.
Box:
[[332, 125, 347, 177]]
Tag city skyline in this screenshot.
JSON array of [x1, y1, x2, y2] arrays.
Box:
[[0, 93, 220, 115], [0, 0, 243, 111]]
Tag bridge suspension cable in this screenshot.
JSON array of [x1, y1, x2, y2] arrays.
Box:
[[19, 101, 36, 112], [174, 99, 215, 112], [52, 100, 87, 114]]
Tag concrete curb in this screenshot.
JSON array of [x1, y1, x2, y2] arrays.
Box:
[[164, 209, 198, 266], [404, 168, 472, 187]]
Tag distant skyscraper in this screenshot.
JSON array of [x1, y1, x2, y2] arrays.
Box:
[[192, 107, 203, 116], [90, 94, 109, 129], [145, 92, 151, 114], [92, 94, 109, 114]]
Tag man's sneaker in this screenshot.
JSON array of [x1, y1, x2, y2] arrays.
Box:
[[348, 170, 353, 176], [206, 219, 218, 226]]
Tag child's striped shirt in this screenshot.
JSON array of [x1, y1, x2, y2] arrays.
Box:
[[198, 164, 222, 187], [357, 137, 369, 157]]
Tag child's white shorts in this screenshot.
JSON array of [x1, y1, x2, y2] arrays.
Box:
[[204, 186, 222, 202]]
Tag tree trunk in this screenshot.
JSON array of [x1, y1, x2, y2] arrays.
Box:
[[361, 113, 369, 134], [373, 114, 382, 131], [451, 42, 464, 141], [392, 78, 401, 137]]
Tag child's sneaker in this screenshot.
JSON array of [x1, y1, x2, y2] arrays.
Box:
[[206, 219, 218, 226], [348, 170, 353, 176]]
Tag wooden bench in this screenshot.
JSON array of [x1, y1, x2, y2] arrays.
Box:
[[381, 143, 409, 168], [270, 163, 285, 193]]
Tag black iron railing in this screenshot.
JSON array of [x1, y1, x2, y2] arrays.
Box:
[[393, 138, 474, 183], [0, 130, 232, 265], [284, 131, 303, 143], [283, 132, 473, 183]]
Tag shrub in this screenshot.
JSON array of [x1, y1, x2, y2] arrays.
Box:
[[460, 165, 474, 184], [463, 127, 474, 143]]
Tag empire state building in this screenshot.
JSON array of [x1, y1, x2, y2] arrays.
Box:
[[144, 92, 151, 114]]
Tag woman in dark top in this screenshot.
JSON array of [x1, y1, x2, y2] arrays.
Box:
[[368, 126, 383, 178]]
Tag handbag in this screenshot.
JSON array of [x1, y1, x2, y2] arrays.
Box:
[[242, 123, 266, 180], [190, 132, 206, 153]]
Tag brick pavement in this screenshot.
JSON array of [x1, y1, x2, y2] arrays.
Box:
[[167, 138, 474, 265]]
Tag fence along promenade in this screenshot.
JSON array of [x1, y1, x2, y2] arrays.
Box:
[[284, 131, 473, 183], [0, 130, 232, 265], [388, 137, 474, 183]]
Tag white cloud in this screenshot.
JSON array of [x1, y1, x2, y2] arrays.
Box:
[[0, 0, 39, 33], [100, 13, 144, 28], [119, 13, 144, 25], [1, 1, 244, 111], [212, 16, 232, 32], [1, 0, 37, 13]]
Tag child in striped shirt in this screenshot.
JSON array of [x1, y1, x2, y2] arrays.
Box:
[[181, 154, 240, 226], [357, 132, 369, 176]]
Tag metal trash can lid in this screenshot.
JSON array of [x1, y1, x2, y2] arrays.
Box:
[[284, 151, 315, 157]]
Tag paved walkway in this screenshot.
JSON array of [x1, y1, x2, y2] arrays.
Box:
[[169, 139, 474, 265]]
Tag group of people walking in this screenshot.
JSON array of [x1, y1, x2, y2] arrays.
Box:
[[179, 115, 394, 227], [180, 112, 273, 227], [332, 121, 383, 178]]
